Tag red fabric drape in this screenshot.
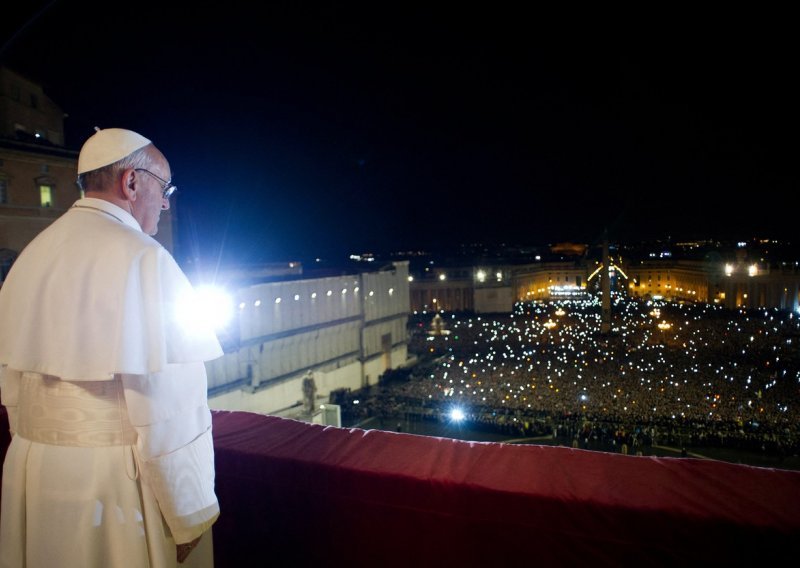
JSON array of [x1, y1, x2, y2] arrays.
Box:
[[2, 405, 799, 567], [209, 410, 800, 567]]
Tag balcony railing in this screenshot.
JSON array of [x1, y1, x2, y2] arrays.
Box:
[[2, 407, 800, 566]]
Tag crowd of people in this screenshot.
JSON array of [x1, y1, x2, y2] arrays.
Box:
[[337, 293, 800, 459]]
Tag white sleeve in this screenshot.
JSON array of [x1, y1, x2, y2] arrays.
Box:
[[121, 362, 219, 543], [0, 366, 21, 436]]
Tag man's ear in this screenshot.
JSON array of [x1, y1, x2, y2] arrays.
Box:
[[121, 168, 137, 201]]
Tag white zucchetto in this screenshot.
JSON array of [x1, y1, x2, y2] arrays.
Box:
[[77, 127, 152, 174]]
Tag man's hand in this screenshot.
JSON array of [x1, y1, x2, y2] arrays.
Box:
[[176, 535, 202, 563]]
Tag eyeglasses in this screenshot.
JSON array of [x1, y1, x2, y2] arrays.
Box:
[[134, 168, 178, 199]]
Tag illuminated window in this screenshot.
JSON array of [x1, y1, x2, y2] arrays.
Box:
[[39, 185, 52, 207]]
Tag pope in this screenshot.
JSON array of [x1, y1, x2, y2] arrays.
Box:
[[0, 128, 223, 567]]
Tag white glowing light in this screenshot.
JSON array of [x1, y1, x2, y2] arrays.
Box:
[[450, 408, 466, 421], [176, 285, 233, 331]]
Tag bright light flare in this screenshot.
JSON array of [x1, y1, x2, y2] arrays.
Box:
[[176, 285, 234, 332], [449, 408, 466, 422]]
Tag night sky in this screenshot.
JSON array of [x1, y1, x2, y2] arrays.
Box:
[[2, 3, 797, 267]]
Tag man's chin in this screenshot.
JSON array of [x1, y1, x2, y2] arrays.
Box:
[[148, 218, 161, 236]]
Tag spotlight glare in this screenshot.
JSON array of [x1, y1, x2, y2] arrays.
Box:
[[450, 408, 465, 422], [176, 285, 234, 332]]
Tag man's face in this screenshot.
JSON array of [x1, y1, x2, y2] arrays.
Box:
[[134, 154, 171, 236]]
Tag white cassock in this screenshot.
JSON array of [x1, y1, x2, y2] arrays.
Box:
[[0, 198, 224, 568]]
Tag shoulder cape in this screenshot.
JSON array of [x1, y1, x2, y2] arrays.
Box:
[[0, 201, 223, 380]]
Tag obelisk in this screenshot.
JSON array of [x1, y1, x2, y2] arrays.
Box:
[[601, 230, 611, 335]]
